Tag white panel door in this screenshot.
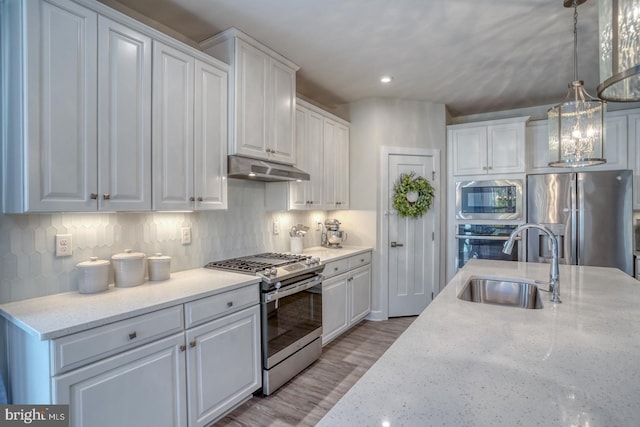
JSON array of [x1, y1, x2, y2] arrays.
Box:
[[185, 306, 261, 427], [53, 334, 187, 427], [388, 154, 437, 317], [270, 59, 296, 164], [26, 0, 97, 211], [235, 40, 269, 158], [152, 41, 194, 211], [194, 59, 228, 210], [97, 16, 151, 211], [450, 127, 487, 176], [487, 122, 525, 173]]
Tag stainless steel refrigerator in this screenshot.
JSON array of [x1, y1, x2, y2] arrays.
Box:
[[527, 170, 633, 276]]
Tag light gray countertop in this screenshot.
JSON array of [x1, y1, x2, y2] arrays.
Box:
[[303, 245, 372, 262], [0, 269, 260, 340], [317, 259, 640, 427]]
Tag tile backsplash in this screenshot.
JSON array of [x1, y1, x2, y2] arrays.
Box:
[[0, 180, 325, 303]]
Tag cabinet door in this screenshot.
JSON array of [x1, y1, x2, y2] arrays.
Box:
[[334, 122, 350, 209], [323, 119, 341, 209], [487, 122, 525, 173], [26, 0, 98, 211], [270, 59, 296, 164], [53, 333, 187, 427], [601, 115, 628, 170], [234, 40, 269, 159], [527, 120, 552, 173], [307, 110, 325, 207], [152, 41, 194, 211], [289, 106, 309, 209], [349, 265, 371, 325], [194, 59, 228, 210], [322, 274, 349, 345], [450, 127, 488, 176], [185, 305, 261, 427], [628, 113, 640, 210], [97, 16, 151, 211]]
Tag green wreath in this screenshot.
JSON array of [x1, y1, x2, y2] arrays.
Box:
[[392, 172, 435, 218]]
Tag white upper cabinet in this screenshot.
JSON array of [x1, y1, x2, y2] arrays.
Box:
[[98, 16, 152, 211], [324, 119, 350, 209], [449, 117, 528, 176], [527, 112, 629, 174], [2, 0, 98, 212], [626, 112, 640, 209], [200, 28, 299, 165], [152, 41, 228, 211]]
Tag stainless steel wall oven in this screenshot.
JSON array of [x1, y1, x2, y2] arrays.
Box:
[[455, 224, 522, 270], [205, 253, 324, 395]]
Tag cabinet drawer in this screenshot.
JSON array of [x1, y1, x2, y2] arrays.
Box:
[[52, 305, 184, 375], [349, 252, 371, 269], [322, 258, 350, 279], [184, 284, 259, 328]]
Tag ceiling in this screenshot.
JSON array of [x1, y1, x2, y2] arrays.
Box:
[[106, 0, 604, 118]]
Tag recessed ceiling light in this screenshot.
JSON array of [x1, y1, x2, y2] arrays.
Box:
[[380, 76, 393, 83]]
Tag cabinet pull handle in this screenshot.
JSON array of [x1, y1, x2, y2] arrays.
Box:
[[90, 193, 98, 200], [360, 258, 365, 262], [190, 341, 196, 348], [197, 197, 203, 202], [129, 332, 137, 340], [227, 301, 233, 307], [334, 267, 339, 271], [103, 193, 110, 200], [180, 344, 186, 352], [189, 196, 195, 202], [390, 241, 404, 248]]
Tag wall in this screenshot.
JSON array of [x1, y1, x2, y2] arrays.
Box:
[[344, 97, 447, 320], [0, 179, 324, 304]]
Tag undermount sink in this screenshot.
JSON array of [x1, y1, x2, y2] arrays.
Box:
[[458, 277, 544, 309]]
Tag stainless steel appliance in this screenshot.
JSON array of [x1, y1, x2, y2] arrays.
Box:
[[455, 179, 523, 220], [527, 170, 633, 275], [455, 224, 522, 270], [205, 252, 324, 395], [321, 219, 348, 248]]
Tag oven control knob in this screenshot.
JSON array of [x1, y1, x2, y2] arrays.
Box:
[[305, 258, 311, 265], [263, 269, 271, 276], [313, 257, 320, 264], [270, 267, 277, 275]]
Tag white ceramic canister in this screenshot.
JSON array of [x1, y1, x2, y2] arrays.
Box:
[[290, 237, 303, 254], [148, 253, 171, 281], [76, 257, 110, 294], [111, 249, 146, 288]]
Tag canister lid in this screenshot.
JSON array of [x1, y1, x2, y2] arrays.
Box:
[[148, 253, 171, 262], [76, 256, 110, 268], [111, 249, 146, 260]]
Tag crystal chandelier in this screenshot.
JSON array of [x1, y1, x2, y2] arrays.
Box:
[[548, 0, 607, 168], [598, 0, 640, 101]]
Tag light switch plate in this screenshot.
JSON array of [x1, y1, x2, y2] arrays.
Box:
[[181, 227, 192, 245], [55, 234, 73, 257]]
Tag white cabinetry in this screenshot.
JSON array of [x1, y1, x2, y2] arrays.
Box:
[[5, 284, 260, 427], [448, 117, 528, 176], [324, 119, 350, 209], [627, 112, 640, 210], [152, 42, 228, 211], [322, 252, 372, 345], [527, 112, 629, 174], [201, 28, 298, 165]]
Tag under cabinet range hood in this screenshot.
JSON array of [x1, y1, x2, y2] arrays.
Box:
[[227, 155, 310, 182]]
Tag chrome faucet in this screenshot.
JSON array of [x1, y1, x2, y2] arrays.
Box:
[[502, 223, 561, 303]]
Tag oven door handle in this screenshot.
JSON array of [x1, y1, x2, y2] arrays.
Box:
[[455, 235, 521, 241], [264, 275, 324, 302]]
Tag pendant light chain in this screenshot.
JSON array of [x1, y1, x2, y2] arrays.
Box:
[[573, 1, 578, 82]]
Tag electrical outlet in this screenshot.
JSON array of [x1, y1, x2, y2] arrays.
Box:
[[273, 220, 280, 235], [55, 234, 73, 257], [181, 227, 192, 245]]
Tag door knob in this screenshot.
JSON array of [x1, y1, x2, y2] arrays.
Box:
[[390, 241, 404, 248]]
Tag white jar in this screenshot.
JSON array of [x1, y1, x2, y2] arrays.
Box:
[[76, 257, 110, 294], [148, 253, 171, 281], [290, 237, 303, 254], [111, 249, 146, 288]]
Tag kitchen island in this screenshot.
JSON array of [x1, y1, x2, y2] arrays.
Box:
[[317, 259, 640, 426]]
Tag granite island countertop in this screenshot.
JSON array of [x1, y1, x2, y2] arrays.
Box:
[[317, 259, 640, 427]]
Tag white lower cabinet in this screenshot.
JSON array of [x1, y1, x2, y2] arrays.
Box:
[[5, 285, 260, 427], [322, 252, 372, 345]]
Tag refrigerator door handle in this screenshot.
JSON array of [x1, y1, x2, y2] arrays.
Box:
[[574, 177, 582, 266]]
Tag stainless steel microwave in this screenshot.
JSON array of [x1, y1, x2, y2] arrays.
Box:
[[455, 179, 523, 220]]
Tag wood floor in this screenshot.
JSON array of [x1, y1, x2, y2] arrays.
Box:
[[214, 316, 416, 427]]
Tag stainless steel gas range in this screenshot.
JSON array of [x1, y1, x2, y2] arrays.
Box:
[[205, 252, 324, 395]]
